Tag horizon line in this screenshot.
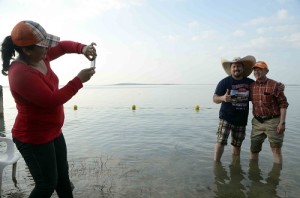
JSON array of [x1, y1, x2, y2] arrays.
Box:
[[1, 83, 300, 88]]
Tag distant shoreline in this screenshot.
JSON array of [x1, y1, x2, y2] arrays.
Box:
[[1, 83, 300, 88]]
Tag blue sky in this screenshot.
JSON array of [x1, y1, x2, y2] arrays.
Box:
[[1, 0, 300, 85]]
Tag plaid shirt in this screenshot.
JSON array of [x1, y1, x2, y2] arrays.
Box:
[[250, 78, 288, 117]]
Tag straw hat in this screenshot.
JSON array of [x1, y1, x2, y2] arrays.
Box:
[[221, 55, 256, 77]]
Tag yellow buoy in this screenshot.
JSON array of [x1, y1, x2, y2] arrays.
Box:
[[195, 105, 200, 111], [132, 105, 136, 110], [73, 105, 78, 110]]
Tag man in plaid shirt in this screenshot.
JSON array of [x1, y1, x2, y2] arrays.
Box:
[[250, 61, 288, 164]]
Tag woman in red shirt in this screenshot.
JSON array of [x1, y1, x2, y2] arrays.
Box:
[[1, 20, 97, 198]]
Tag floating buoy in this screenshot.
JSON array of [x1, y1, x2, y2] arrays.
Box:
[[195, 105, 200, 111], [73, 105, 78, 110], [132, 105, 136, 110]]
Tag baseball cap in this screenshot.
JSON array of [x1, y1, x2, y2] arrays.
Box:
[[11, 20, 60, 48], [253, 61, 269, 70]]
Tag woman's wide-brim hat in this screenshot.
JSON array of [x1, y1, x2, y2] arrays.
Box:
[[221, 55, 256, 77]]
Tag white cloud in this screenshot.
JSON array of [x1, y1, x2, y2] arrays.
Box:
[[191, 30, 218, 41], [283, 32, 300, 47], [256, 24, 296, 34], [192, 35, 200, 41], [201, 30, 218, 39], [277, 0, 293, 3], [247, 9, 289, 26], [245, 36, 272, 49], [243, 33, 299, 50], [16, 0, 144, 10], [276, 9, 288, 19], [9, 0, 145, 22], [233, 30, 246, 37], [256, 28, 266, 34], [247, 17, 268, 26], [191, 35, 200, 41], [247, 8, 298, 40], [188, 21, 199, 28], [287, 32, 300, 42], [0, 0, 146, 37], [217, 46, 224, 51], [164, 35, 179, 41]]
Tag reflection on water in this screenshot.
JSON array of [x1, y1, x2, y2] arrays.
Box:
[[213, 156, 246, 197], [247, 161, 282, 198], [0, 116, 5, 136], [213, 158, 283, 198]]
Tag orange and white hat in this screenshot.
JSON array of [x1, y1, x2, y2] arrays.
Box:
[[11, 20, 60, 48], [253, 61, 269, 71]]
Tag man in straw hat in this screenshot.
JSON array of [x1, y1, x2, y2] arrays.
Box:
[[250, 61, 288, 164], [213, 55, 256, 162]]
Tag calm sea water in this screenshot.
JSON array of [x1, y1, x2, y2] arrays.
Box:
[[1, 84, 299, 198]]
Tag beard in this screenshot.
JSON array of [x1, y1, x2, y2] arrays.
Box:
[[232, 70, 243, 79]]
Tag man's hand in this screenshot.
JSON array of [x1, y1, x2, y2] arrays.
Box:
[[223, 89, 231, 102], [278, 83, 285, 91], [277, 121, 285, 134]]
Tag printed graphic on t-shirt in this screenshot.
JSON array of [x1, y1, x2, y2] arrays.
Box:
[[230, 85, 249, 110]]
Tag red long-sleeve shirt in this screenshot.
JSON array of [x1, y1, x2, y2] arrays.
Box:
[[9, 41, 84, 144], [250, 78, 289, 117]]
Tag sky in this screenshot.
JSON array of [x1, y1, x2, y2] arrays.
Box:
[[0, 0, 300, 86]]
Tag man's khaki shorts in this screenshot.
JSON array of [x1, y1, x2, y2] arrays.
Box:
[[250, 117, 284, 153]]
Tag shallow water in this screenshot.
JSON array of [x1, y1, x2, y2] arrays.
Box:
[[1, 84, 299, 197]]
